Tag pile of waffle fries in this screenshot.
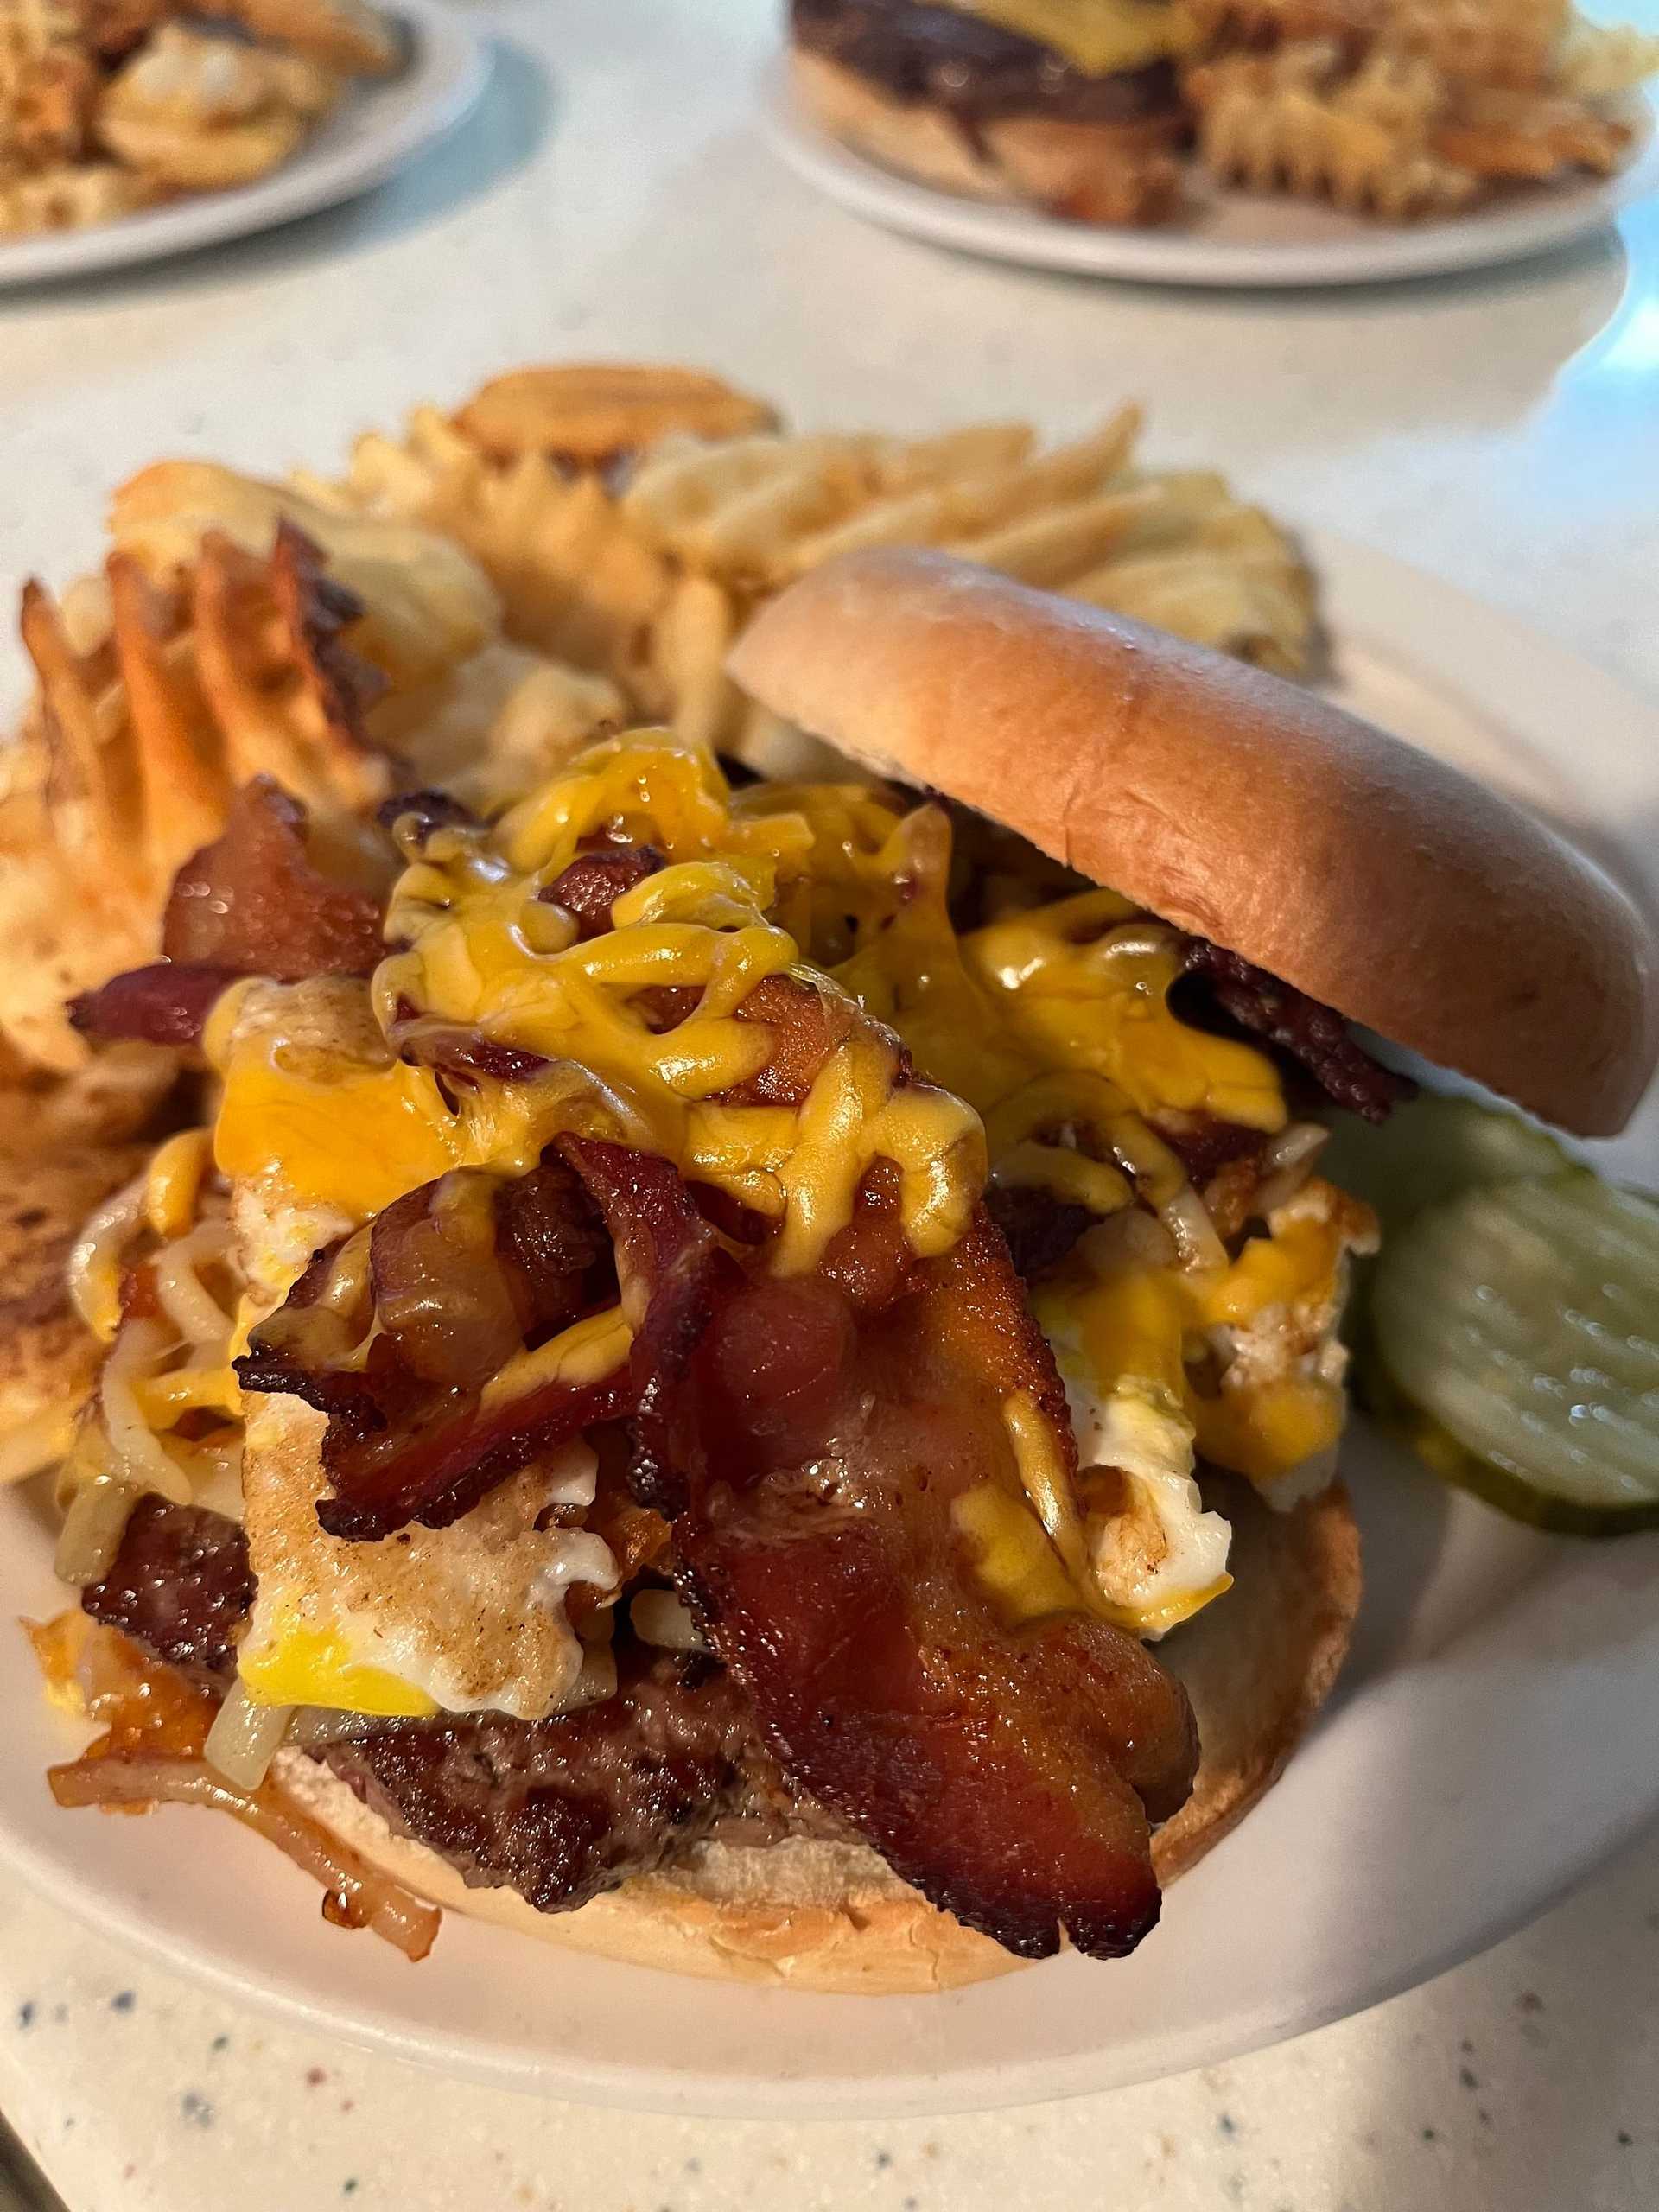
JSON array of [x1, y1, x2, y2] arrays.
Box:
[[1182, 0, 1658, 217], [0, 0, 398, 237], [1, 361, 1315, 1073]]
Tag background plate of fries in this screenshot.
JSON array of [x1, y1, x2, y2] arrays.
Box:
[[0, 0, 484, 286], [766, 66, 1658, 288]]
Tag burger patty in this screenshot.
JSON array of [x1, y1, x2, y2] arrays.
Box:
[[79, 1500, 810, 1910], [791, 0, 1181, 133], [80, 1495, 256, 1681], [313, 1652, 794, 1915]]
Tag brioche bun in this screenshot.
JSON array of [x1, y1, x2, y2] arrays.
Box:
[[791, 51, 1183, 226], [728, 548, 1657, 1137], [275, 1477, 1359, 1994]]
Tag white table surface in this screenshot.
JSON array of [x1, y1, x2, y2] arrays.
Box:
[[2, 1, 1656, 2202]]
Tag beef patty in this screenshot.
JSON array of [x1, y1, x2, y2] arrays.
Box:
[[79, 1499, 810, 1912]]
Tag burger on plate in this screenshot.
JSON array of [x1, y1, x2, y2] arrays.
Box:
[[37, 550, 1656, 1992], [787, 0, 1198, 224]]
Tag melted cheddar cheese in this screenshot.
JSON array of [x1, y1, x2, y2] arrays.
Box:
[[187, 728, 1370, 1671], [953, 0, 1199, 76]]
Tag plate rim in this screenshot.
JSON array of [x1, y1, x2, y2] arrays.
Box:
[[760, 60, 1659, 289], [1, 531, 1656, 2116], [0, 0, 487, 289]]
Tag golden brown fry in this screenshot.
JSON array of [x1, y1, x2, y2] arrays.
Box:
[[649, 573, 741, 753], [211, 0, 399, 76], [455, 364, 778, 467], [1433, 84, 1631, 177], [189, 525, 387, 814], [0, 159, 156, 235], [105, 553, 231, 877], [1187, 44, 1479, 218]]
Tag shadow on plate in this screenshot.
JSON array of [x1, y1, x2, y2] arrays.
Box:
[[0, 35, 552, 313]]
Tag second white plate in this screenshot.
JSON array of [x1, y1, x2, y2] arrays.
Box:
[[0, 0, 487, 289], [763, 63, 1659, 288]]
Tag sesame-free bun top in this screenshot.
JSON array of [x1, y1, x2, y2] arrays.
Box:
[[728, 550, 1657, 1137]]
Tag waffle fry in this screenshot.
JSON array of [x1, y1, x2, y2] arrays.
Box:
[[385, 642, 626, 808], [1556, 19, 1659, 97], [213, 0, 399, 76], [111, 460, 499, 692], [0, 0, 393, 237], [95, 23, 327, 190], [455, 365, 778, 467], [1188, 44, 1479, 218], [0, 31, 96, 167], [1433, 83, 1631, 178], [0, 155, 152, 231], [1386, 0, 1569, 89], [311, 410, 673, 677]]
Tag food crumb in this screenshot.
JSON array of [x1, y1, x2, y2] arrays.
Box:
[[1218, 2112, 1239, 2138], [15, 2002, 34, 2030], [110, 1990, 136, 2013], [1618, 2132, 1633, 2147], [875, 2151, 893, 2170], [180, 2092, 213, 2129], [1459, 2037, 1474, 2055], [684, 2158, 702, 2173], [1421, 2126, 1437, 2143], [1516, 1990, 1544, 2013], [343, 2183, 359, 2198], [305, 2066, 328, 2087], [1459, 2067, 1478, 2090], [211, 2035, 230, 2055]]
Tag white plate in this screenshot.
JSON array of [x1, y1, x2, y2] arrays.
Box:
[[0, 2, 486, 288], [2, 532, 1657, 2116], [763, 64, 1659, 288]]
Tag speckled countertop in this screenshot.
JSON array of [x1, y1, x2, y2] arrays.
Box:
[[3, 0, 1658, 2202], [3, 1836, 1658, 2209]]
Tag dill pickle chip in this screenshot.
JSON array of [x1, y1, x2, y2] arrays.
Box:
[[1320, 1093, 1570, 1235], [1370, 1173, 1659, 1534]]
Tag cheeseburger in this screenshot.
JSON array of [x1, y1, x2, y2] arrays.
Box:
[[788, 0, 1197, 224], [41, 551, 1655, 1992]]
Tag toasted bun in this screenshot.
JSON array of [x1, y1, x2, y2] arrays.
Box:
[[728, 549, 1658, 1136], [791, 51, 1182, 226], [274, 1476, 1358, 1994]]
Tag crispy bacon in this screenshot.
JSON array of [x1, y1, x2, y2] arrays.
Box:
[[237, 1160, 626, 1541], [539, 843, 664, 938], [69, 960, 246, 1046], [568, 1128, 1198, 1962], [1180, 938, 1413, 1124], [163, 776, 390, 980]]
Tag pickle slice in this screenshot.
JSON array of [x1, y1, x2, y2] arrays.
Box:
[[1320, 1092, 1569, 1235], [1370, 1173, 1659, 1534]]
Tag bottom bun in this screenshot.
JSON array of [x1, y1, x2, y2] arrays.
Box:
[[791, 51, 1183, 227], [275, 1473, 1360, 1995]]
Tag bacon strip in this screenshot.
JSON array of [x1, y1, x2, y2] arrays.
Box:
[[237, 1161, 626, 1540], [70, 960, 246, 1046], [163, 775, 389, 980], [1181, 938, 1413, 1124], [569, 1133, 1198, 1962]]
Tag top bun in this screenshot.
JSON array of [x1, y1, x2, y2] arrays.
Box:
[[728, 550, 1657, 1137]]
